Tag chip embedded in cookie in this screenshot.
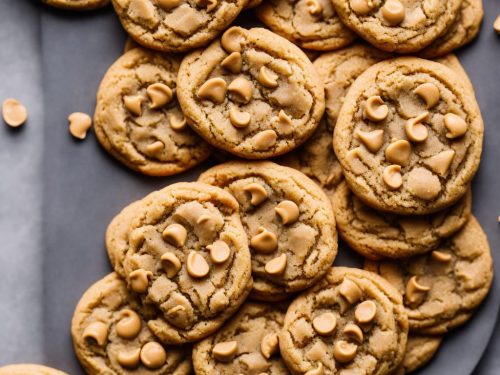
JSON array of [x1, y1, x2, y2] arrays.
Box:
[[199, 161, 337, 301], [94, 47, 211, 176], [177, 27, 325, 159], [71, 273, 193, 374], [42, 0, 109, 10], [279, 267, 409, 375], [334, 57, 483, 215], [365, 216, 493, 334], [193, 302, 290, 374]]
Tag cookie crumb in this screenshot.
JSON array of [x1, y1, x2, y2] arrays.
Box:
[[2, 98, 27, 128], [68, 112, 92, 140], [495, 15, 500, 34]]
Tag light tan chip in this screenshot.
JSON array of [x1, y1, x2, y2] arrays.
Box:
[[129, 269, 152, 293], [2, 98, 27, 128], [356, 129, 384, 153], [383, 165, 403, 190], [68, 112, 92, 140], [116, 309, 142, 339], [414, 83, 440, 109], [364, 96, 388, 122], [275, 200, 300, 225], [198, 78, 227, 103], [405, 112, 429, 142], [82, 321, 108, 346], [333, 340, 357, 363], [312, 312, 337, 336], [444, 113, 468, 138], [140, 342, 167, 369], [250, 227, 278, 253], [162, 223, 187, 247], [213, 341, 238, 362], [161, 252, 182, 277], [147, 83, 173, 109], [118, 348, 141, 368], [339, 278, 362, 305], [354, 300, 377, 324], [187, 251, 210, 278], [381, 0, 405, 26], [243, 183, 268, 205], [494, 15, 500, 34], [343, 323, 363, 344], [265, 254, 287, 275], [260, 333, 279, 359]]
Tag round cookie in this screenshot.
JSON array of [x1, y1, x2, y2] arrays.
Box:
[[177, 27, 325, 159], [72, 273, 192, 374], [42, 0, 109, 10], [94, 47, 211, 176], [199, 161, 338, 301], [255, 0, 356, 51], [394, 335, 442, 374], [332, 181, 472, 259], [419, 0, 484, 58], [279, 267, 409, 375], [331, 0, 462, 53], [334, 57, 483, 215], [365, 216, 493, 334], [193, 302, 290, 374], [111, 0, 248, 53], [114, 182, 252, 344], [434, 54, 475, 94], [0, 365, 68, 375]]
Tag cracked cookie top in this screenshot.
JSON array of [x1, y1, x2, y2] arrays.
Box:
[[255, 0, 356, 51], [199, 161, 337, 301], [177, 27, 325, 159], [333, 57, 483, 215], [71, 273, 192, 374], [111, 0, 248, 53], [331, 0, 462, 53], [365, 216, 493, 335], [94, 47, 211, 176], [279, 267, 408, 375]]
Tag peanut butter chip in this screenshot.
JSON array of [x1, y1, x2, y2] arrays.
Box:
[[407, 167, 441, 200], [83, 321, 108, 346], [405, 111, 429, 142], [2, 98, 27, 127], [406, 276, 430, 306], [147, 83, 173, 109], [312, 313, 337, 336], [221, 27, 245, 53], [364, 96, 388, 122], [146, 140, 164, 155], [339, 278, 362, 304], [276, 110, 293, 127], [305, 0, 322, 15], [140, 342, 167, 369], [424, 150, 455, 176], [161, 252, 182, 278], [356, 129, 384, 153], [383, 165, 403, 190], [333, 340, 357, 363], [252, 130, 277, 151], [123, 95, 143, 116], [186, 251, 210, 278], [68, 112, 92, 140], [228, 77, 253, 103], [258, 66, 279, 88], [305, 363, 324, 375], [265, 254, 287, 275], [414, 83, 440, 109], [243, 183, 268, 205], [355, 300, 377, 324], [250, 227, 278, 253], [350, 0, 372, 15], [381, 0, 405, 25], [343, 324, 364, 344], [157, 0, 182, 10], [275, 200, 300, 225], [207, 240, 231, 264], [431, 250, 452, 262], [118, 348, 141, 368], [116, 309, 142, 339], [495, 15, 500, 34], [169, 113, 187, 131], [346, 148, 365, 175], [213, 341, 238, 362], [229, 106, 251, 128], [260, 333, 279, 359], [162, 223, 187, 247], [198, 77, 227, 103], [197, 214, 217, 236], [444, 113, 468, 139], [129, 269, 152, 293], [197, 0, 217, 12], [221, 52, 243, 74], [385, 140, 411, 166]]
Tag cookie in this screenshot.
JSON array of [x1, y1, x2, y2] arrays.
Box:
[[333, 57, 483, 215], [395, 335, 442, 374], [42, 0, 109, 10], [255, 0, 356, 51], [434, 54, 474, 94], [110, 182, 252, 344], [111, 0, 248, 53], [365, 216, 493, 334], [279, 267, 409, 375], [192, 302, 290, 374], [72, 273, 192, 374], [331, 0, 462, 53], [94, 47, 211, 176], [177, 27, 325, 159], [0, 365, 68, 375], [199, 161, 337, 301], [332, 181, 472, 259], [419, 0, 484, 58]]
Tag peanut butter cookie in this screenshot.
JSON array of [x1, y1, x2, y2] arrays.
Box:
[[111, 0, 248, 53], [332, 182, 472, 259], [279, 267, 408, 375], [110, 182, 252, 344], [42, 0, 109, 10], [255, 0, 356, 51], [94, 47, 211, 176], [395, 335, 442, 374], [0, 365, 68, 375], [193, 302, 290, 374], [365, 216, 493, 334], [199, 161, 337, 301], [177, 27, 325, 159], [72, 273, 192, 374], [334, 57, 483, 215]]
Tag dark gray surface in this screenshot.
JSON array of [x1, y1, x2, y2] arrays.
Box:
[[0, 0, 499, 373]]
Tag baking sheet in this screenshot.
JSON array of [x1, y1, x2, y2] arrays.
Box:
[[0, 0, 499, 373]]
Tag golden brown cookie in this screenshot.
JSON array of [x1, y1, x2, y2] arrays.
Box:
[[395, 335, 442, 374], [0, 365, 68, 375], [42, 0, 109, 10]]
